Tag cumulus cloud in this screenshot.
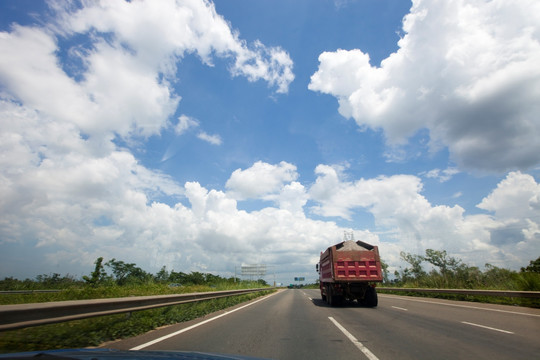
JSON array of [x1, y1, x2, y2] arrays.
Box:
[[0, 0, 537, 282], [61, 0, 294, 94], [0, 0, 295, 278], [308, 165, 539, 270], [309, 0, 540, 173], [226, 161, 299, 200], [0, 0, 294, 141], [478, 171, 540, 219], [477, 172, 540, 250]]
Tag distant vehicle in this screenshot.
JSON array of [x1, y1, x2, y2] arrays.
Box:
[[316, 239, 383, 307]]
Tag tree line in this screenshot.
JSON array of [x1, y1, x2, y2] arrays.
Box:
[[391, 249, 540, 291], [0, 257, 267, 290]]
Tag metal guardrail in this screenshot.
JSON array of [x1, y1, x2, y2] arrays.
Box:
[[0, 288, 273, 331], [0, 290, 61, 294], [377, 287, 540, 298]]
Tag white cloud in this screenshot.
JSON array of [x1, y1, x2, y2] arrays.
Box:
[[476, 171, 540, 252], [197, 131, 222, 146], [62, 0, 294, 93], [1, 0, 293, 142], [226, 161, 299, 200], [423, 167, 460, 182], [0, 0, 538, 282], [0, 0, 294, 279], [175, 115, 199, 135], [275, 181, 309, 214], [309, 0, 540, 173], [478, 171, 540, 219], [308, 164, 540, 270], [174, 115, 222, 145]]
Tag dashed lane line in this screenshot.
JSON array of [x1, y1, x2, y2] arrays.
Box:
[[461, 321, 514, 334]]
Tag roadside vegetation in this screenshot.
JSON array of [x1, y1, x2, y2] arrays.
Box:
[[378, 250, 540, 307], [0, 257, 269, 305], [0, 258, 273, 352]]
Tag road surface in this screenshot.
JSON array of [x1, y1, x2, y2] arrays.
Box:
[[104, 288, 540, 360]]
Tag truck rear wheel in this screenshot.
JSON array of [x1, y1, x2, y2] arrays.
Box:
[[326, 285, 333, 306], [365, 287, 378, 307], [326, 286, 343, 306]]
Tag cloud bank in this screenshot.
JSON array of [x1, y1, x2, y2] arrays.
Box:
[[309, 0, 540, 173], [0, 0, 538, 282]]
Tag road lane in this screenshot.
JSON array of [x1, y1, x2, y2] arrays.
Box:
[[106, 289, 366, 360], [106, 289, 540, 360], [311, 289, 540, 360]]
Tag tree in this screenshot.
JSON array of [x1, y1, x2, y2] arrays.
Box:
[[380, 259, 390, 283], [154, 266, 170, 283], [105, 258, 152, 285], [521, 257, 540, 273], [256, 278, 268, 286], [483, 263, 515, 288], [423, 249, 461, 275], [169, 271, 188, 284], [399, 251, 425, 280], [83, 257, 108, 286], [185, 271, 205, 285]]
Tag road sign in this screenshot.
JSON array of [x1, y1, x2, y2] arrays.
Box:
[[241, 264, 267, 277]]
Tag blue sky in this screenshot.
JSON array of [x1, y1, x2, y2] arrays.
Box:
[[1, 0, 539, 284]]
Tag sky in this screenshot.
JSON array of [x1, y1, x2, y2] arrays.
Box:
[[1, 0, 539, 285]]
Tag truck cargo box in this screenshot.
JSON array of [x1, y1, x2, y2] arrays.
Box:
[[317, 239, 382, 307], [319, 240, 383, 283]]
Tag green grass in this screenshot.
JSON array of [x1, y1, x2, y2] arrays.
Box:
[[0, 289, 275, 353]]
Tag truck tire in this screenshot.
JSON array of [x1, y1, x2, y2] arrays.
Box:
[[365, 287, 378, 307], [326, 286, 343, 306], [321, 285, 327, 302], [327, 286, 333, 306]]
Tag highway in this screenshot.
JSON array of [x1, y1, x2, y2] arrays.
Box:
[[104, 289, 540, 360]]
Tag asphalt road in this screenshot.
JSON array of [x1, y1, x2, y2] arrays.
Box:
[[104, 289, 540, 360]]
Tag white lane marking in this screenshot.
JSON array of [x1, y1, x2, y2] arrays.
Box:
[[379, 294, 540, 318], [328, 317, 379, 360], [130, 291, 280, 350], [391, 306, 408, 311], [308, 297, 313, 301], [461, 321, 514, 334]]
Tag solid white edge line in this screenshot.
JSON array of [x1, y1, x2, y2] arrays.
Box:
[[328, 316, 379, 360], [130, 291, 279, 350], [461, 321, 514, 334], [379, 294, 540, 318]]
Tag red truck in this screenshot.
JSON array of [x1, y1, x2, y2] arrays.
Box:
[[316, 239, 383, 307]]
